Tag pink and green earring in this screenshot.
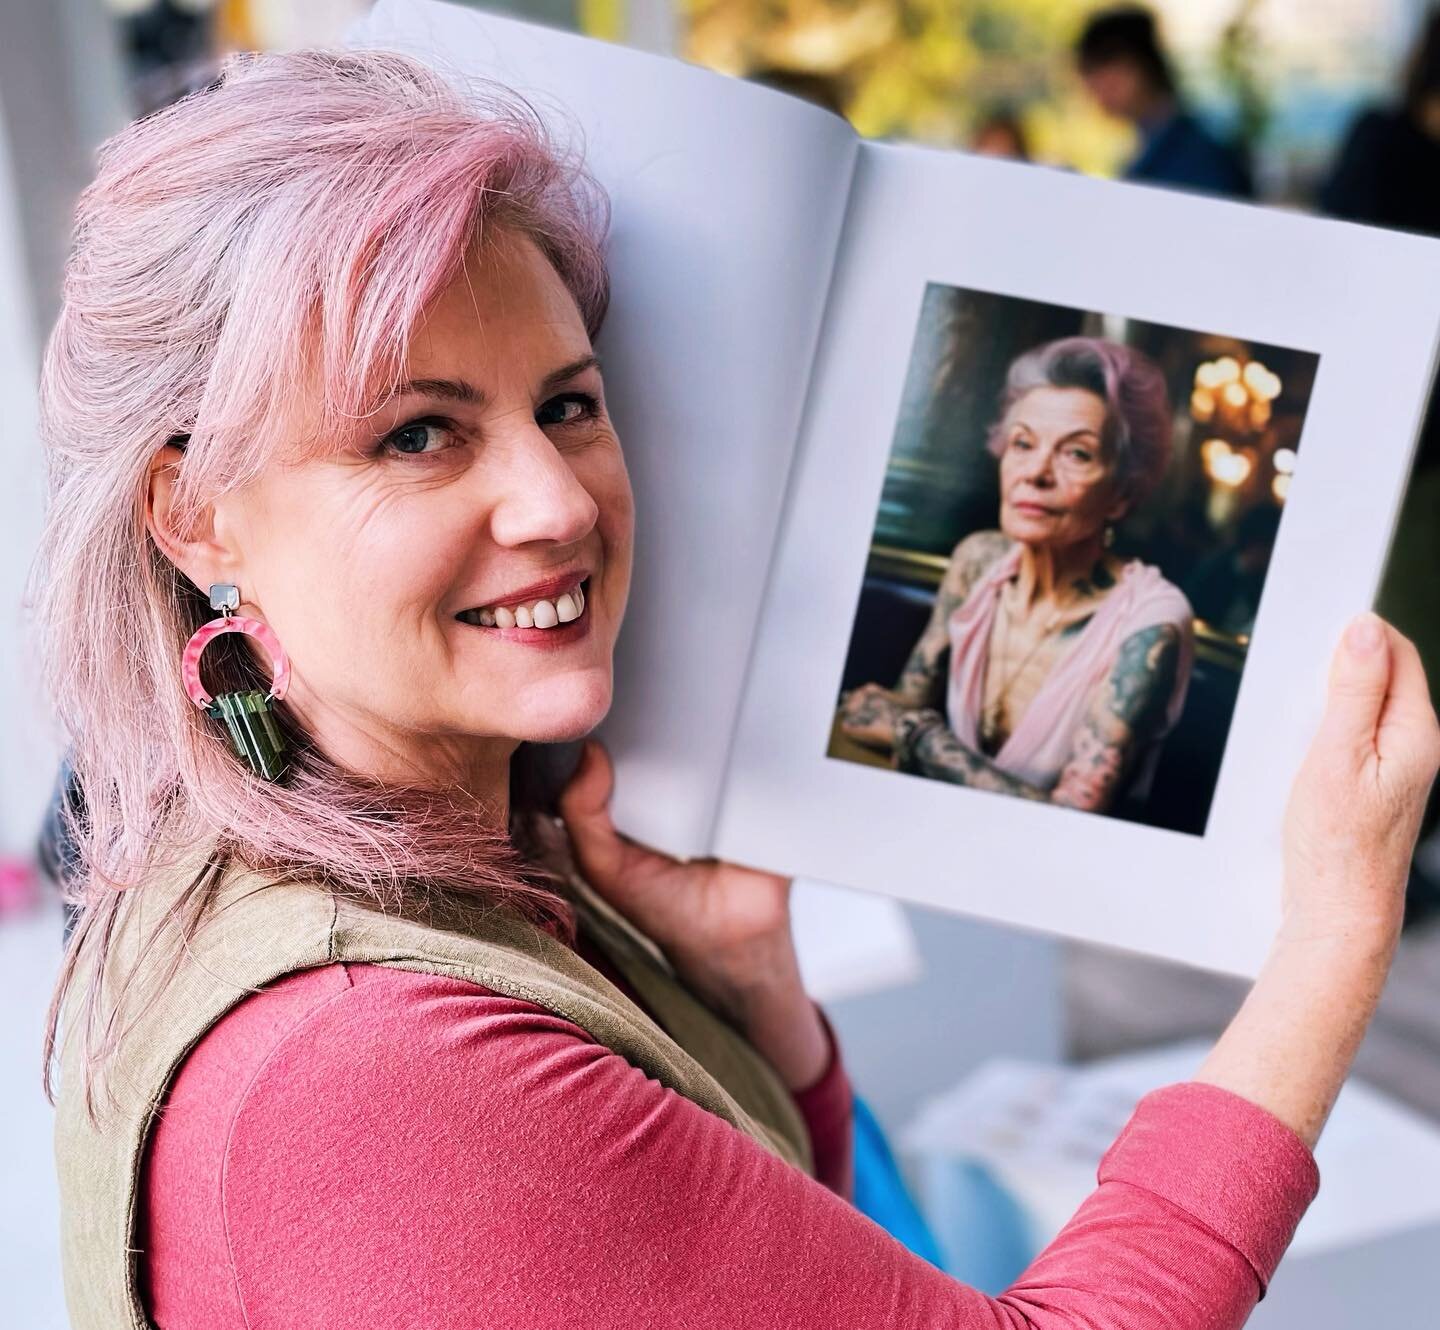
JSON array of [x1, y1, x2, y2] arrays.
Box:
[[181, 584, 291, 781]]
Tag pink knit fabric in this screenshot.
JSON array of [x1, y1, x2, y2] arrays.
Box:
[[137, 946, 1318, 1329], [946, 545, 1196, 792]]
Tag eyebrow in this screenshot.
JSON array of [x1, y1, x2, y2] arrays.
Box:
[[383, 354, 602, 409], [1013, 422, 1102, 443]]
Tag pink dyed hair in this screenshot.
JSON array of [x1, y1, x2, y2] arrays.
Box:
[[34, 47, 610, 1112], [985, 335, 1174, 508]]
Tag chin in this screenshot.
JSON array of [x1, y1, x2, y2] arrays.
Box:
[[999, 513, 1047, 545], [504, 670, 614, 743]]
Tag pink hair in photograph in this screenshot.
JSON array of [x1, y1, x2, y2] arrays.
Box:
[[986, 335, 1174, 507], [33, 47, 611, 1112]]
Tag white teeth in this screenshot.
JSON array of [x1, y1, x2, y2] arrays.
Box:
[[460, 579, 589, 630]]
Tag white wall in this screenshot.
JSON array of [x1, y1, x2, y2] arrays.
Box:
[[0, 0, 128, 857], [0, 104, 58, 856]]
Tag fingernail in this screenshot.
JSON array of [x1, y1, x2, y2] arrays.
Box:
[[1346, 615, 1382, 654]]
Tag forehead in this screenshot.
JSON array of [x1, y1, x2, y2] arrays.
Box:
[[1006, 384, 1107, 433], [403, 229, 590, 377]]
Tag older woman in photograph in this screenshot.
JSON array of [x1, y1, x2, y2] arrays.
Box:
[[841, 336, 1195, 813], [39, 49, 1440, 1330]]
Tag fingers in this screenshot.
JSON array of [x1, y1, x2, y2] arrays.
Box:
[[1375, 622, 1440, 780], [556, 739, 623, 885], [1378, 622, 1434, 728], [1317, 612, 1392, 763], [558, 738, 613, 816], [1316, 615, 1440, 790]]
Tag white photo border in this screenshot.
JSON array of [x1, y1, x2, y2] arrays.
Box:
[[717, 145, 1440, 976]]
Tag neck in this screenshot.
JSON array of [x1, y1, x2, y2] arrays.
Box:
[[1012, 535, 1109, 612], [285, 690, 517, 831]]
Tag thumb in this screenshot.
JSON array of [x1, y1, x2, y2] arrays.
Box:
[[1318, 612, 1392, 760], [556, 739, 624, 887]]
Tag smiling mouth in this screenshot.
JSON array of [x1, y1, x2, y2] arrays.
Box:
[[455, 577, 589, 631]]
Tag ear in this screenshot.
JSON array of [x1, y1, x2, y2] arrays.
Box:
[[145, 444, 243, 596], [1103, 481, 1132, 526]]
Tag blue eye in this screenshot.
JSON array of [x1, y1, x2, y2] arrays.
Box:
[[384, 419, 452, 456]]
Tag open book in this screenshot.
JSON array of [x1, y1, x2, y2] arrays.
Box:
[[349, 0, 1440, 975]]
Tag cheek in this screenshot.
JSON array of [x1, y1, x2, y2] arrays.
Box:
[[245, 481, 474, 700], [585, 447, 635, 565], [1067, 473, 1119, 521]]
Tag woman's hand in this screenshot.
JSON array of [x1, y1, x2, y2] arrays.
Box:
[[1197, 613, 1440, 1147], [1281, 613, 1440, 948], [557, 739, 830, 1091], [836, 682, 907, 750]]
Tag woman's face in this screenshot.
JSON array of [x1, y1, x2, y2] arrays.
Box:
[[210, 230, 633, 785], [995, 385, 1127, 551]]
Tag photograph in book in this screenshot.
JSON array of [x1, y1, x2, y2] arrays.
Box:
[[829, 283, 1319, 837]]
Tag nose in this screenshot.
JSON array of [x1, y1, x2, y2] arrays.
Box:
[[1016, 442, 1056, 488], [486, 420, 599, 549]]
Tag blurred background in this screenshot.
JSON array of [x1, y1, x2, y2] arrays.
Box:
[[4, 2, 1440, 1326]]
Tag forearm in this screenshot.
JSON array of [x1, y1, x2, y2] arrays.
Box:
[[1194, 922, 1397, 1149], [724, 944, 832, 1093], [902, 713, 1049, 801]]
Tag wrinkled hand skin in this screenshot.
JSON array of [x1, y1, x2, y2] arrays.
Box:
[[1281, 617, 1440, 948]]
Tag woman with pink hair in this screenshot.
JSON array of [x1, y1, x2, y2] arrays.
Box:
[[37, 48, 1439, 1330], [841, 336, 1195, 813]]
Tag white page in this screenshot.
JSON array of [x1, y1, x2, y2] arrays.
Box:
[[716, 141, 1440, 975], [347, 0, 858, 855]]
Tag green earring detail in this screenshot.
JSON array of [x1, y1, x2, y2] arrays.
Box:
[[180, 584, 292, 781]]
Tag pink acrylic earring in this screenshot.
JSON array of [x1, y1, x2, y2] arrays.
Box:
[[181, 584, 291, 780]]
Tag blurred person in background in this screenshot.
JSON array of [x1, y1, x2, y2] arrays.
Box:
[[1075, 5, 1254, 200], [1320, 8, 1440, 235], [971, 110, 1031, 161]]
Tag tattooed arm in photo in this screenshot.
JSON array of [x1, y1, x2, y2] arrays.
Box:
[[897, 623, 1184, 812], [837, 531, 1011, 750]]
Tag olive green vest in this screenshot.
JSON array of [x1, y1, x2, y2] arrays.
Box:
[[53, 818, 812, 1330]]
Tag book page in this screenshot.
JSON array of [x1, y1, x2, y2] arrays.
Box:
[[715, 140, 1440, 974], [348, 0, 858, 855]]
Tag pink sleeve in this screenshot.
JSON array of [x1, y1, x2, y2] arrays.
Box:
[[217, 969, 1317, 1330], [791, 1002, 855, 1200]]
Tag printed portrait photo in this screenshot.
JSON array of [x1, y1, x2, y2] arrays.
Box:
[[828, 283, 1320, 836]]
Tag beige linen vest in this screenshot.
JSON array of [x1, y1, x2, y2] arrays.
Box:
[[54, 820, 812, 1330]]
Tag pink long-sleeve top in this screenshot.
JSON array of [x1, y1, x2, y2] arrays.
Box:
[[137, 920, 1319, 1329]]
